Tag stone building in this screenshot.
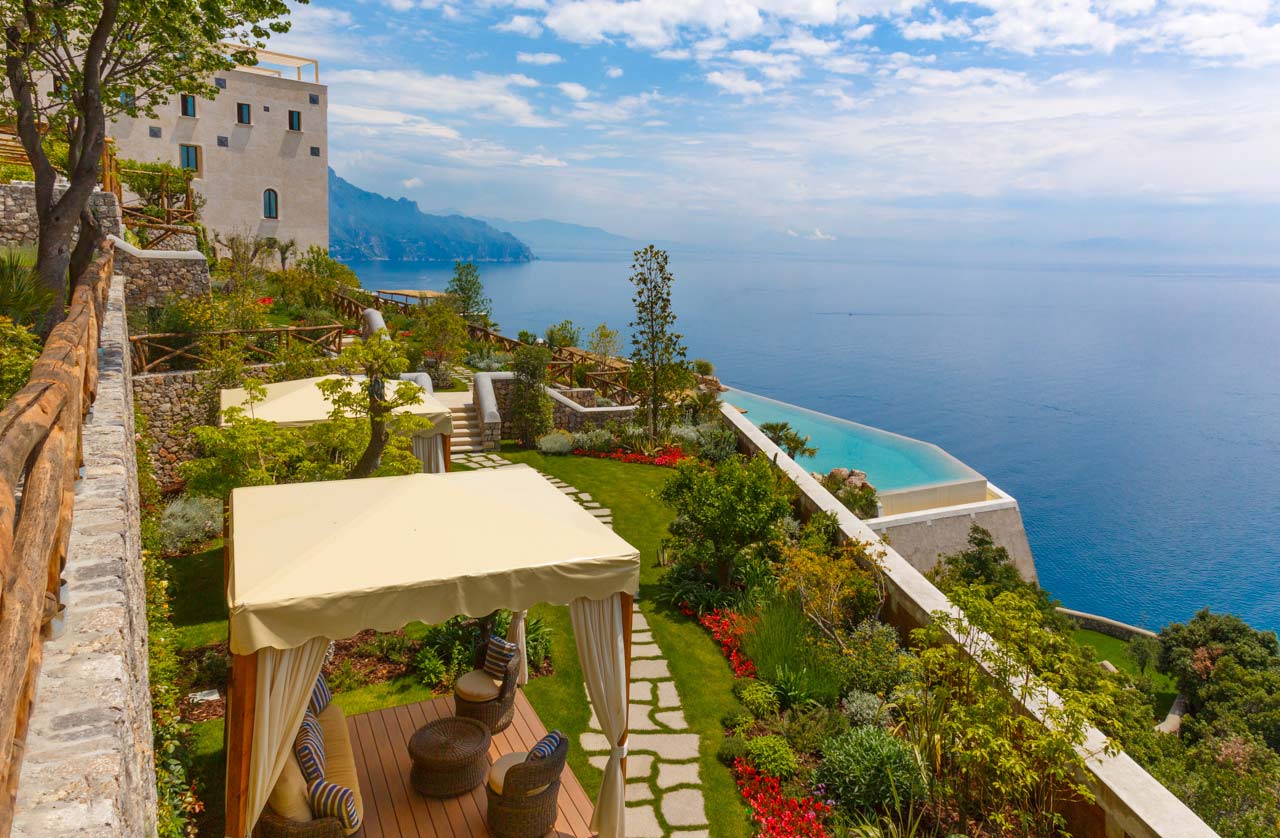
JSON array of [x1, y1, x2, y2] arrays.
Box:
[[109, 48, 328, 252]]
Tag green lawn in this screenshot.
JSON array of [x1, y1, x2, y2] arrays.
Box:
[[502, 445, 750, 838], [180, 448, 748, 837], [1072, 628, 1179, 719]]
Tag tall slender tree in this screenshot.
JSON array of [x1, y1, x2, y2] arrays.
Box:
[[0, 0, 292, 329], [628, 245, 687, 440]]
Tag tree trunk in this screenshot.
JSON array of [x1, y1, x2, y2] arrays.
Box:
[[348, 378, 388, 479], [68, 205, 102, 299]]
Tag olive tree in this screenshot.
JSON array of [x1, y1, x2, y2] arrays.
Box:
[[0, 0, 292, 328]]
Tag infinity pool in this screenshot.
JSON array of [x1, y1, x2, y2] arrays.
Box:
[[721, 388, 984, 492]]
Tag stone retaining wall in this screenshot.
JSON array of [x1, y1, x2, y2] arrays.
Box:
[[108, 235, 210, 311], [0, 183, 123, 247], [13, 273, 157, 836], [133, 369, 220, 489], [481, 373, 635, 440], [1058, 607, 1158, 640]]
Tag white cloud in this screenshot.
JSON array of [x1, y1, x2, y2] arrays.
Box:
[[894, 64, 1032, 93], [558, 81, 592, 100], [821, 53, 871, 74], [706, 69, 767, 96], [772, 30, 840, 56], [846, 23, 877, 40], [807, 228, 836, 240], [402, 176, 424, 188], [606, 65, 624, 78], [900, 11, 973, 40], [494, 15, 544, 37], [567, 90, 662, 123], [517, 51, 563, 65], [329, 104, 461, 139], [728, 50, 804, 83], [520, 153, 568, 167], [327, 69, 557, 127]]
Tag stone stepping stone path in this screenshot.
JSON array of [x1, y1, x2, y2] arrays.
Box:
[[453, 453, 706, 837]]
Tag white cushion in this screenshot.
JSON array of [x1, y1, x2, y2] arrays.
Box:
[[455, 669, 500, 702]]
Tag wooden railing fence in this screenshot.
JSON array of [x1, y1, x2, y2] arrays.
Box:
[[0, 125, 118, 197], [0, 242, 115, 834], [129, 323, 343, 374]]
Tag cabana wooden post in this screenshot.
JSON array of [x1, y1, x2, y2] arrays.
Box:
[[222, 466, 640, 838]]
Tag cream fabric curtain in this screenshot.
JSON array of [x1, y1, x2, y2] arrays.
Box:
[[507, 609, 529, 685], [570, 594, 628, 838], [241, 638, 329, 836], [412, 434, 447, 473]]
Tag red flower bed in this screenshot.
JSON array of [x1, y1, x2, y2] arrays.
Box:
[[700, 608, 756, 678], [734, 759, 831, 838], [256, 296, 274, 305], [571, 446, 689, 468]]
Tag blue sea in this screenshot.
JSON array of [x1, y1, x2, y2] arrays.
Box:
[[347, 253, 1280, 635]]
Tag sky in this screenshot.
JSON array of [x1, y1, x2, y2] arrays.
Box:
[[265, 1, 1280, 258]]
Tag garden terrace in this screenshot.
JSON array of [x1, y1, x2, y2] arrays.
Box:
[[129, 322, 343, 372]]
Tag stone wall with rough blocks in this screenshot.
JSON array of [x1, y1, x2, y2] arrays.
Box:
[[0, 183, 123, 247], [109, 235, 210, 311], [12, 272, 157, 837], [133, 369, 219, 489], [482, 373, 636, 439], [1058, 607, 1158, 640], [555, 387, 597, 408]]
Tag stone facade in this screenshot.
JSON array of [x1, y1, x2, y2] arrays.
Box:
[[0, 183, 123, 247], [13, 273, 157, 837], [110, 235, 211, 311]]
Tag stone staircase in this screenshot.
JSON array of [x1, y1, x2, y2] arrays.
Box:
[[448, 402, 487, 453]]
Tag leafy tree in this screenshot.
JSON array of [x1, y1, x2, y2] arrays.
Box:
[[1128, 635, 1160, 675], [543, 318, 580, 349], [0, 0, 292, 329], [319, 332, 424, 479], [516, 329, 537, 345], [628, 245, 688, 441], [760, 420, 817, 459], [0, 315, 40, 404], [1160, 608, 1280, 709], [296, 245, 359, 289], [692, 358, 715, 376], [586, 322, 621, 360], [182, 407, 308, 500], [510, 344, 552, 447], [659, 453, 792, 587], [213, 230, 272, 292], [445, 260, 491, 325], [267, 237, 297, 270], [779, 540, 884, 647], [1146, 731, 1280, 837], [408, 301, 467, 388]]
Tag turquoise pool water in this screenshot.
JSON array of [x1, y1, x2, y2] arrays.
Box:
[[721, 388, 983, 492]]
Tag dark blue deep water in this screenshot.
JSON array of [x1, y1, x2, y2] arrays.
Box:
[[348, 253, 1280, 634]]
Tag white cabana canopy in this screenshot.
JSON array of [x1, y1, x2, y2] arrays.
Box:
[[219, 374, 453, 437], [226, 465, 639, 654]]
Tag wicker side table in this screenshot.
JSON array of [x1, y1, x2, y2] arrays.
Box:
[[408, 716, 492, 798]]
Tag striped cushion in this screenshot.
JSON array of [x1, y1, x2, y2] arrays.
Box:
[[484, 635, 518, 679], [526, 730, 564, 762], [309, 674, 332, 715], [294, 711, 326, 783], [307, 778, 361, 831]]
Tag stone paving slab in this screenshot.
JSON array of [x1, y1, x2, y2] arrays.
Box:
[[662, 790, 708, 827], [631, 643, 663, 658], [630, 659, 670, 679], [627, 804, 663, 838]]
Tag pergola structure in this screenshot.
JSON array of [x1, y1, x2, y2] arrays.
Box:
[[223, 466, 640, 838], [220, 374, 455, 472]]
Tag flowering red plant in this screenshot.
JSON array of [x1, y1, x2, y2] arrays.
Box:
[[734, 759, 831, 838], [256, 296, 274, 306], [570, 446, 689, 468], [700, 608, 756, 677]]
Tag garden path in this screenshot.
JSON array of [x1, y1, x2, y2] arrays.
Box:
[[451, 451, 708, 838]]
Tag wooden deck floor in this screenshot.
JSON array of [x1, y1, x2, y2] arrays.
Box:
[[347, 691, 596, 838]]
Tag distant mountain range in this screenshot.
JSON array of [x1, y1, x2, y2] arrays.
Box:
[[328, 170, 533, 262], [479, 217, 639, 254]]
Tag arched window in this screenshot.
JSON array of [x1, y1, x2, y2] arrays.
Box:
[[263, 189, 279, 219]]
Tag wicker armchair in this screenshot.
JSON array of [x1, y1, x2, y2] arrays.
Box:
[[454, 643, 520, 733], [258, 808, 347, 838], [485, 736, 568, 838]]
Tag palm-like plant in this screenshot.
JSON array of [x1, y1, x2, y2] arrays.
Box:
[[0, 248, 54, 328], [760, 420, 818, 459]]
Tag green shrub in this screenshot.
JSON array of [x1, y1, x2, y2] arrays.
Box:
[[0, 317, 40, 405], [816, 727, 926, 814], [842, 619, 914, 697], [510, 345, 552, 446], [544, 319, 581, 349], [524, 615, 553, 669], [414, 647, 448, 687], [717, 735, 748, 765], [783, 705, 850, 755], [517, 329, 537, 345], [194, 647, 229, 688], [158, 496, 222, 555], [842, 690, 886, 728], [536, 429, 574, 455], [696, 424, 738, 462], [327, 659, 367, 692], [743, 597, 849, 706], [736, 679, 781, 718], [573, 427, 616, 452], [721, 711, 754, 734], [693, 358, 715, 376], [745, 734, 799, 779], [0, 248, 52, 328]]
